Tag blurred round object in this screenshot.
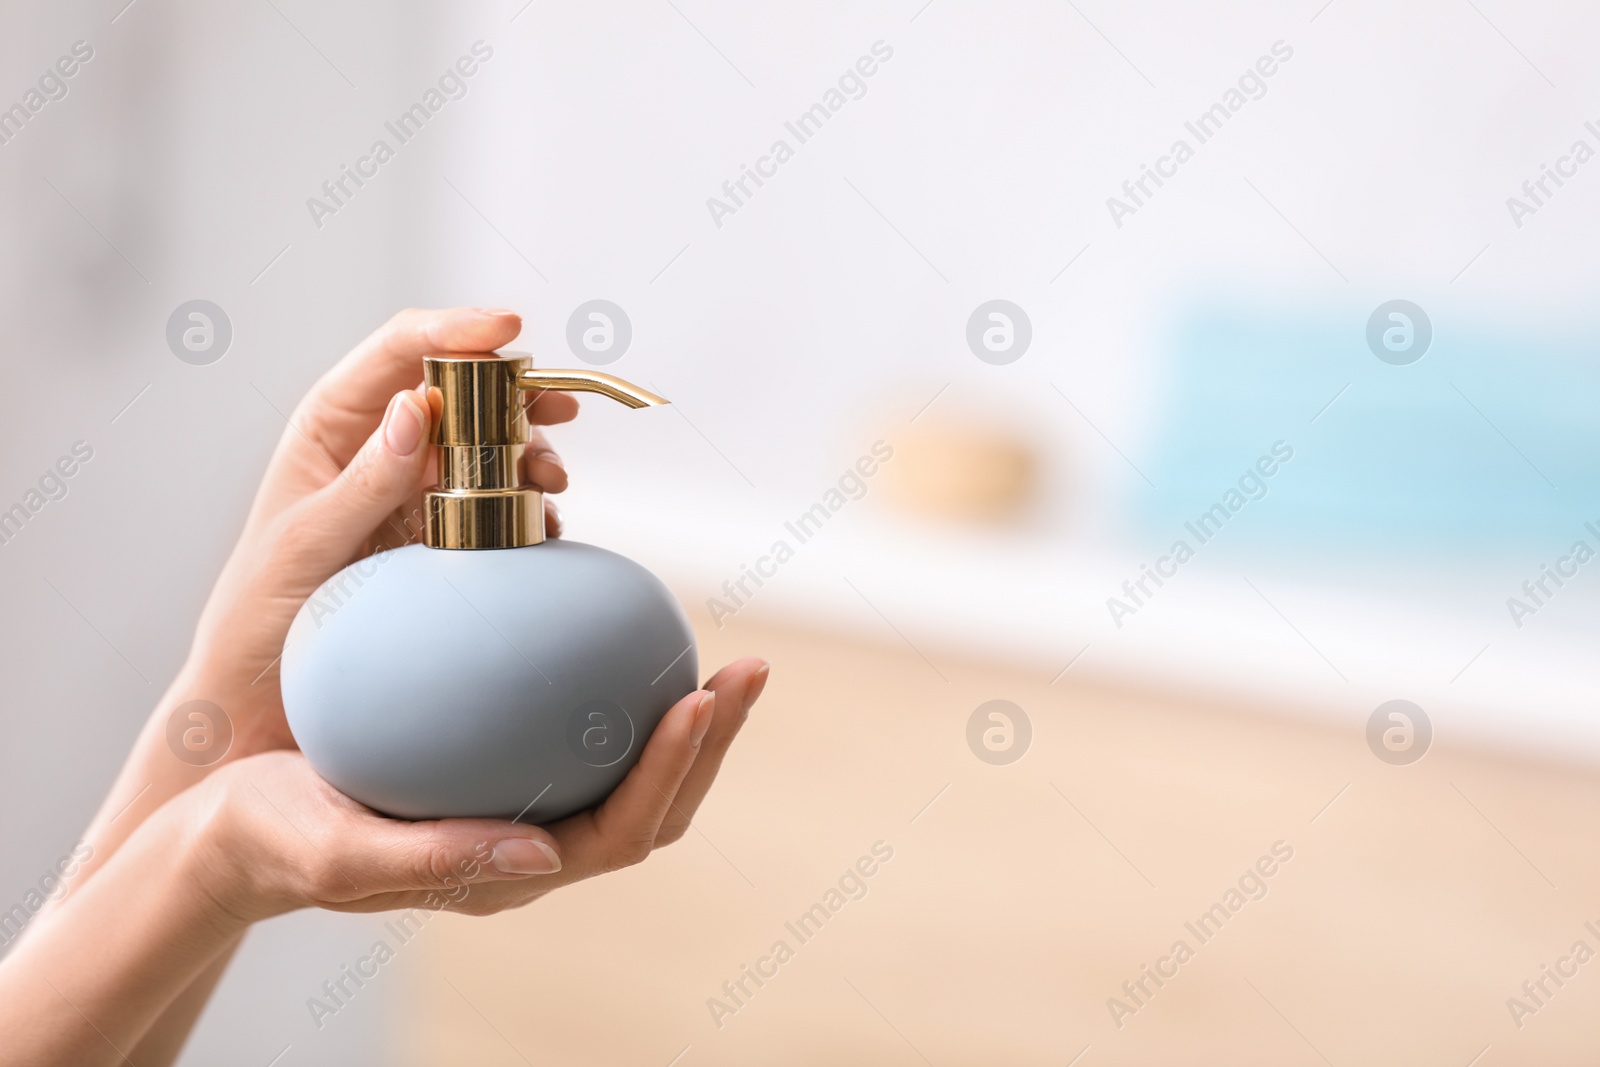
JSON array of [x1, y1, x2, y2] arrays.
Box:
[[882, 419, 1038, 523]]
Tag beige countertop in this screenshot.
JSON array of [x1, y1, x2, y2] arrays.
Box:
[[401, 617, 1600, 1065]]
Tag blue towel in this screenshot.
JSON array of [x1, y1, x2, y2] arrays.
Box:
[[1134, 304, 1599, 567]]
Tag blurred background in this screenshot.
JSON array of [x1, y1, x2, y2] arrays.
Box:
[[4, 0, 1600, 1063]]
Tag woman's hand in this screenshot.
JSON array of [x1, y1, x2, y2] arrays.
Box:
[[0, 659, 766, 1067], [193, 306, 575, 757], [199, 657, 767, 922], [7, 299, 771, 1065], [78, 308, 576, 870], [39, 307, 768, 1067]]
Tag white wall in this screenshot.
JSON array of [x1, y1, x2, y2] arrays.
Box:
[[427, 0, 1600, 755]]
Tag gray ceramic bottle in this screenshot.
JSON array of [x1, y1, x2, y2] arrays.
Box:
[[279, 354, 696, 824]]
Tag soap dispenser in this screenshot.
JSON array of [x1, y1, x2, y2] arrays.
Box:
[[280, 353, 697, 824]]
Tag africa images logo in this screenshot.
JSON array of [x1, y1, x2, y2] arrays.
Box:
[[1105, 41, 1293, 228], [705, 41, 894, 228], [305, 42, 494, 229]]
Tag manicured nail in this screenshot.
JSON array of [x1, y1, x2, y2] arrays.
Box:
[[690, 691, 715, 747], [383, 391, 425, 456], [476, 307, 517, 316], [491, 838, 560, 875]]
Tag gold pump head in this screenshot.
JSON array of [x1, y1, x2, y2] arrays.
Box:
[[422, 353, 666, 549]]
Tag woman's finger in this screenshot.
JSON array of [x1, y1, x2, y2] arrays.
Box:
[[592, 690, 712, 844], [553, 690, 712, 876], [220, 754, 564, 916], [270, 389, 432, 588], [306, 811, 563, 904], [525, 388, 579, 427], [654, 659, 767, 846], [344, 408, 566, 556], [298, 308, 524, 469], [522, 426, 568, 493]]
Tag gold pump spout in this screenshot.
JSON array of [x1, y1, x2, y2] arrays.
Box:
[[518, 369, 667, 409], [420, 352, 664, 550]]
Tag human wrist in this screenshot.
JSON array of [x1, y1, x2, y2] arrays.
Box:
[[158, 652, 288, 766], [0, 785, 253, 1066], [33, 779, 256, 964], [170, 766, 280, 929]]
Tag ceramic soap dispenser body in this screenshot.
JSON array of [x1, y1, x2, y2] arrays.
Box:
[[280, 355, 696, 824]]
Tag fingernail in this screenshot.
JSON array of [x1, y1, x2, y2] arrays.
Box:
[[690, 691, 715, 748], [383, 392, 425, 456], [748, 662, 771, 706], [491, 838, 560, 875], [476, 307, 517, 317]]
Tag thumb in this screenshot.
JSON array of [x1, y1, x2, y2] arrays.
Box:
[[353, 818, 564, 896], [279, 388, 430, 580]]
